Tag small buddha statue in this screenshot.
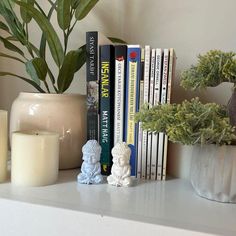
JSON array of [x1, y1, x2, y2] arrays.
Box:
[[77, 140, 103, 184], [107, 142, 132, 187]]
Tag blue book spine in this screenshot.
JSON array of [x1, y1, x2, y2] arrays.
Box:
[[124, 45, 141, 176]]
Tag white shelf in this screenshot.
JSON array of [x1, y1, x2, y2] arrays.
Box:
[[0, 169, 235, 236]]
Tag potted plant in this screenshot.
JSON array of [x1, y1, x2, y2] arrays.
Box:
[[0, 0, 123, 169], [135, 50, 236, 203]]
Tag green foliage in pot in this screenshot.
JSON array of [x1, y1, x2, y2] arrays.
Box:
[[135, 98, 235, 145], [180, 50, 236, 126], [0, 0, 124, 93]]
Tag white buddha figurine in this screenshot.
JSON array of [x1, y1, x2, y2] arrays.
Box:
[[107, 142, 132, 187], [77, 140, 103, 184]]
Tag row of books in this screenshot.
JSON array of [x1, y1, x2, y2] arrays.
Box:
[[86, 31, 176, 180]]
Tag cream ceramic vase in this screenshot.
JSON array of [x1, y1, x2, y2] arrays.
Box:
[[10, 92, 87, 169], [190, 145, 236, 203]]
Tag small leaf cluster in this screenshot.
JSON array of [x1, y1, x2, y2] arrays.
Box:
[[181, 50, 236, 90], [135, 98, 235, 145], [0, 0, 124, 93]]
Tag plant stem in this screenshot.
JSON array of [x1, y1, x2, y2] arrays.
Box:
[[47, 68, 59, 93], [34, 2, 47, 17], [44, 81, 51, 93], [47, 0, 56, 8], [63, 8, 77, 55], [25, 23, 35, 58]]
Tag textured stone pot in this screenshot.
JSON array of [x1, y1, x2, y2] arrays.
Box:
[[10, 92, 87, 170], [190, 145, 236, 203]]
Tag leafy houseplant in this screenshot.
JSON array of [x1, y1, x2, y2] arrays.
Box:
[[1, 0, 123, 170], [135, 50, 236, 203], [135, 98, 235, 146], [0, 0, 122, 93], [181, 50, 236, 128]]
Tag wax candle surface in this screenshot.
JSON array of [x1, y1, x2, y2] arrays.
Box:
[[11, 130, 59, 187], [0, 110, 8, 183]]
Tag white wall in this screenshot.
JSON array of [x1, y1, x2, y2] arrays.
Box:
[[1, 0, 236, 178]]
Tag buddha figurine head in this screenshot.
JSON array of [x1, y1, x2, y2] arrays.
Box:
[[82, 140, 101, 164], [111, 142, 131, 167]]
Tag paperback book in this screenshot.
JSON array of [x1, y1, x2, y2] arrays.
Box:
[[124, 45, 141, 176], [86, 31, 112, 141], [99, 45, 115, 175]]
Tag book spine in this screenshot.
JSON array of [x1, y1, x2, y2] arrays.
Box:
[[86, 31, 99, 141], [141, 45, 150, 179], [114, 45, 127, 145], [151, 48, 162, 180], [137, 48, 145, 179], [162, 48, 176, 180], [157, 49, 169, 181], [99, 45, 114, 175], [146, 48, 156, 179], [137, 90, 144, 178], [125, 45, 141, 176]]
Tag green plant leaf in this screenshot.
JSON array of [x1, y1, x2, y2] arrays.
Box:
[[26, 58, 48, 85], [57, 50, 81, 93], [0, 36, 24, 57], [0, 21, 10, 32], [28, 42, 40, 57], [75, 0, 98, 20], [71, 0, 80, 9], [20, 0, 35, 23], [0, 71, 45, 93], [1, 0, 15, 10], [39, 2, 56, 59], [0, 3, 26, 44], [57, 0, 71, 30], [16, 1, 64, 67], [74, 44, 86, 72], [5, 36, 18, 41], [0, 52, 25, 63], [108, 37, 126, 44]]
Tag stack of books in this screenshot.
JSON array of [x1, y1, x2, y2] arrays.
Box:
[[86, 31, 176, 180]]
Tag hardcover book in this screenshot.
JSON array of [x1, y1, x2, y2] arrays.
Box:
[[114, 45, 127, 145], [86, 31, 112, 141], [124, 45, 141, 176], [99, 44, 115, 175]]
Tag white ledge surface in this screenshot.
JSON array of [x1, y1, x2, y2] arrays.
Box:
[[0, 170, 235, 236]]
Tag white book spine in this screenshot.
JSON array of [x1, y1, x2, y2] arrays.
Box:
[[141, 45, 150, 179], [151, 48, 162, 180], [137, 80, 144, 179], [162, 48, 175, 180], [114, 57, 125, 144], [157, 49, 169, 181], [146, 49, 156, 179]]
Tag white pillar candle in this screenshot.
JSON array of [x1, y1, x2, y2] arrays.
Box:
[[0, 110, 8, 183], [11, 130, 59, 187]]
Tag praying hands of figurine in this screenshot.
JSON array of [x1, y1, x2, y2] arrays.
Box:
[[79, 155, 103, 184], [109, 157, 131, 187], [107, 142, 132, 187], [77, 140, 103, 185]]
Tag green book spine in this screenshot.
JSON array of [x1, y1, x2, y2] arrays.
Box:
[[99, 45, 114, 175]]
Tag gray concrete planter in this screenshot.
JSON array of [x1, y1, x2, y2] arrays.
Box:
[[190, 145, 236, 203]]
